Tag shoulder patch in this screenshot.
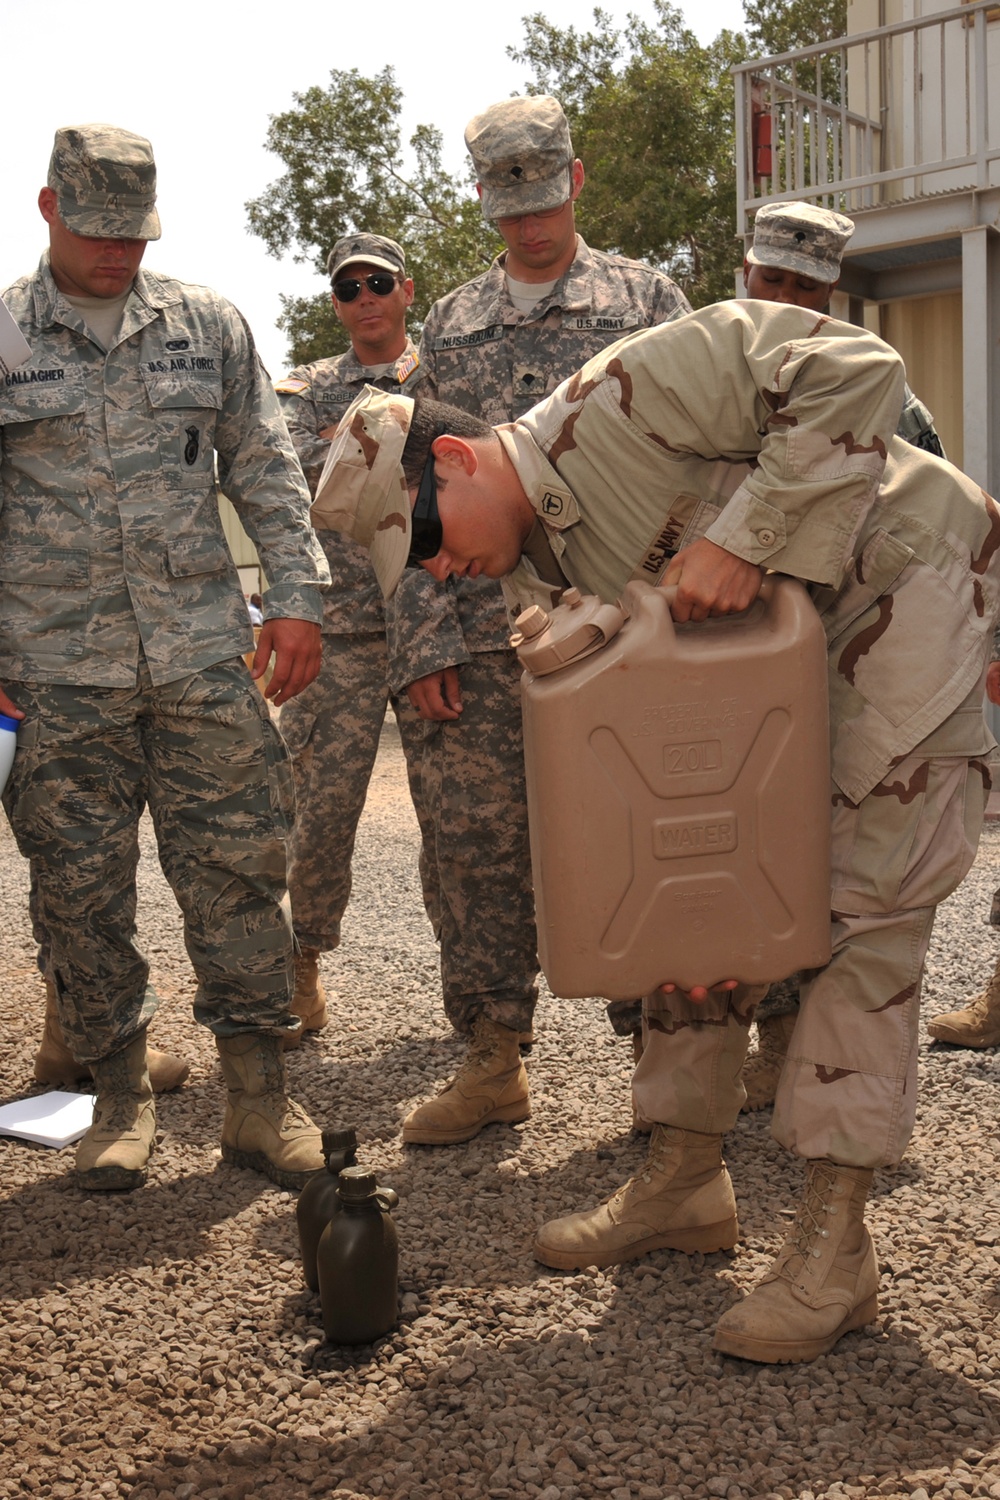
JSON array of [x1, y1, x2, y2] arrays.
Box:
[[274, 377, 310, 396], [394, 351, 420, 385]]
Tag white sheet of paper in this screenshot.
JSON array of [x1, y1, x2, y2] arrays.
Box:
[[0, 1090, 95, 1148], [0, 294, 31, 377]]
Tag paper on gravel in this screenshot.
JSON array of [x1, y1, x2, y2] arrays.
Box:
[[0, 1090, 95, 1147], [0, 295, 31, 378]]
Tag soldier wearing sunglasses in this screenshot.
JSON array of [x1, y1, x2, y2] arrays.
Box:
[[385, 96, 691, 1148], [275, 233, 436, 1040]]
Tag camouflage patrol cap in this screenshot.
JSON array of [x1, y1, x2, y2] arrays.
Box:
[[327, 233, 407, 282], [465, 95, 574, 220], [747, 201, 854, 283], [311, 386, 415, 599], [48, 124, 161, 240]]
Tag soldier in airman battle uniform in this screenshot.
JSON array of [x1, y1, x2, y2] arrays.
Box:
[[319, 298, 1000, 1363], [0, 125, 330, 1193], [389, 95, 690, 1145]]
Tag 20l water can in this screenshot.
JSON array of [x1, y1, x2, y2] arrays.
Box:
[[513, 577, 832, 999]]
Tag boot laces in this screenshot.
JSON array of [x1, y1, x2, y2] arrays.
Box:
[[623, 1127, 678, 1198], [98, 1090, 140, 1132], [777, 1165, 839, 1280]]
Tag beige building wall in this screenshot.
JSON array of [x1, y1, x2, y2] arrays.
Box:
[[219, 495, 263, 592], [880, 292, 964, 466]]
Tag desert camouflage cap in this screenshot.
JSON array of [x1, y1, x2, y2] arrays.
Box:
[[747, 201, 854, 283], [48, 124, 161, 241], [465, 95, 574, 221], [327, 233, 407, 282], [311, 386, 415, 599]]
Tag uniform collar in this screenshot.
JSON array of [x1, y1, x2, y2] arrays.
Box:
[[476, 236, 598, 323], [337, 338, 419, 386], [31, 253, 177, 340]]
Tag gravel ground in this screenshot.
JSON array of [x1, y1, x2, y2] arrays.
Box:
[[2, 718, 999, 1500]]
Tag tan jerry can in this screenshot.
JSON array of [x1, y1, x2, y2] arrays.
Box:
[[513, 577, 832, 998]]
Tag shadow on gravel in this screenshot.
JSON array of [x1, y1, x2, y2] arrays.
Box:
[[116, 1317, 1000, 1500], [0, 1161, 282, 1297]]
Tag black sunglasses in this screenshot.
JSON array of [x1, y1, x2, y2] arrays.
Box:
[[332, 272, 398, 302], [406, 445, 443, 567]]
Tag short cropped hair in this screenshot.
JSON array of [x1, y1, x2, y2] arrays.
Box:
[[401, 397, 494, 486]]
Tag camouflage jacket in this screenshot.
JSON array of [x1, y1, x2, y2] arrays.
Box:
[[276, 341, 431, 636], [0, 256, 328, 688], [503, 300, 999, 804], [388, 238, 691, 692]]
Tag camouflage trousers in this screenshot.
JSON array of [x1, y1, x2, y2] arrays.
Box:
[[280, 632, 437, 950], [419, 650, 539, 1036], [751, 972, 802, 1023], [634, 753, 989, 1167], [2, 658, 298, 1064]]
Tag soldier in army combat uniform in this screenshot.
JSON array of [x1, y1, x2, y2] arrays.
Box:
[[0, 125, 330, 1193], [275, 233, 436, 1042], [321, 298, 1000, 1364], [386, 95, 690, 1145], [739, 200, 950, 1108]]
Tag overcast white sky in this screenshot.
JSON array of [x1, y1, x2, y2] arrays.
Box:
[[2, 0, 747, 377]]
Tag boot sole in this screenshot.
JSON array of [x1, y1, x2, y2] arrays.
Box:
[[402, 1099, 531, 1146], [220, 1143, 324, 1191], [927, 1027, 1000, 1048], [533, 1215, 740, 1271], [712, 1291, 879, 1363], [74, 1161, 149, 1191]]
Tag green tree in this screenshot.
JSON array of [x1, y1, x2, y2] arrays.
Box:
[[246, 67, 498, 366], [250, 0, 847, 358], [744, 0, 847, 58], [510, 3, 748, 306], [743, 0, 849, 185]]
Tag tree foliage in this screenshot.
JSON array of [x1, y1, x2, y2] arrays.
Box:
[[510, 2, 747, 306], [246, 67, 499, 366], [249, 0, 844, 364], [744, 0, 847, 58], [744, 0, 848, 104]]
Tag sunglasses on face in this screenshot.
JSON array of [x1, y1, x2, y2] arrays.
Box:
[[332, 272, 398, 302], [406, 446, 443, 567]]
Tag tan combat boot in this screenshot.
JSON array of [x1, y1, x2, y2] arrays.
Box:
[[34, 979, 191, 1091], [401, 1014, 530, 1145], [283, 947, 329, 1048], [533, 1124, 739, 1271], [75, 1032, 156, 1191], [740, 1011, 799, 1112], [928, 958, 1000, 1047], [713, 1160, 878, 1363], [217, 1032, 324, 1189]]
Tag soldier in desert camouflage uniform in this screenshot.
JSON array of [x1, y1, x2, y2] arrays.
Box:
[[0, 125, 330, 1194], [321, 298, 1000, 1363], [739, 200, 949, 1106], [388, 95, 689, 1146], [275, 233, 436, 1041], [927, 623, 1000, 1049]]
